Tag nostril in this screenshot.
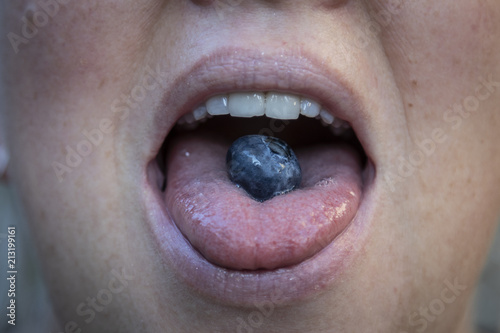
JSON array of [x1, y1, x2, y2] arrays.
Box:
[[190, 0, 215, 7]]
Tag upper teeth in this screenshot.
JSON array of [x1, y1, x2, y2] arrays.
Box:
[[228, 92, 266, 118], [178, 91, 351, 134]]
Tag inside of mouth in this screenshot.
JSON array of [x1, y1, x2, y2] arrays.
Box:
[[156, 115, 367, 191], [150, 95, 369, 270]]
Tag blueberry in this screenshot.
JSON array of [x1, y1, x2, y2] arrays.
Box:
[[226, 135, 302, 202]]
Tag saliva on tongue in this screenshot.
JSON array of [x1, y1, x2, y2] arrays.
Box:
[[165, 131, 362, 270]]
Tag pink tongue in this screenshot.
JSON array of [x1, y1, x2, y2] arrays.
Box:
[[165, 133, 362, 270]]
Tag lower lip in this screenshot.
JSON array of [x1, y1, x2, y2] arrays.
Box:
[[143, 161, 376, 306]]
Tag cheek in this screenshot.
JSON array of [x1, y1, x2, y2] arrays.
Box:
[[0, 0, 159, 178], [369, 0, 500, 288], [378, 0, 500, 180], [2, 0, 168, 100], [0, 1, 149, 277], [383, 0, 499, 96], [394, 0, 500, 294]]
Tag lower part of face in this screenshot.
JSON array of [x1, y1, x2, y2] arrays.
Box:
[[1, 0, 500, 332]]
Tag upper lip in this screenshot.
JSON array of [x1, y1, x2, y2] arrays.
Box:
[[141, 47, 377, 168]]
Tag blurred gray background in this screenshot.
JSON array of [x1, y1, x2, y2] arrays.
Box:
[[0, 183, 499, 332]]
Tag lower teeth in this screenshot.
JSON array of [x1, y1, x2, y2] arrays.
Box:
[[226, 135, 302, 202]]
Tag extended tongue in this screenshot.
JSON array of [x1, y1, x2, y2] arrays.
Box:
[[165, 132, 362, 270]]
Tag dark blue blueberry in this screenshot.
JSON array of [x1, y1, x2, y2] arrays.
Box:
[[226, 135, 302, 202]]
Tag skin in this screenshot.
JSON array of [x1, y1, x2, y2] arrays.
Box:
[[1, 0, 500, 332]]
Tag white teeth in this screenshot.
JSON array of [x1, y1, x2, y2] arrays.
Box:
[[228, 92, 266, 117], [330, 118, 352, 136], [178, 91, 351, 136], [265, 92, 300, 119], [178, 113, 195, 125], [300, 99, 321, 118], [206, 95, 229, 115], [177, 112, 199, 130], [193, 105, 208, 120], [319, 109, 334, 124]]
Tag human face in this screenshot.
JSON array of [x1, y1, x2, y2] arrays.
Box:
[[1, 1, 499, 332]]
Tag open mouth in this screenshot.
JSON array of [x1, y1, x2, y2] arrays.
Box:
[[153, 91, 368, 271], [140, 49, 378, 305]]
